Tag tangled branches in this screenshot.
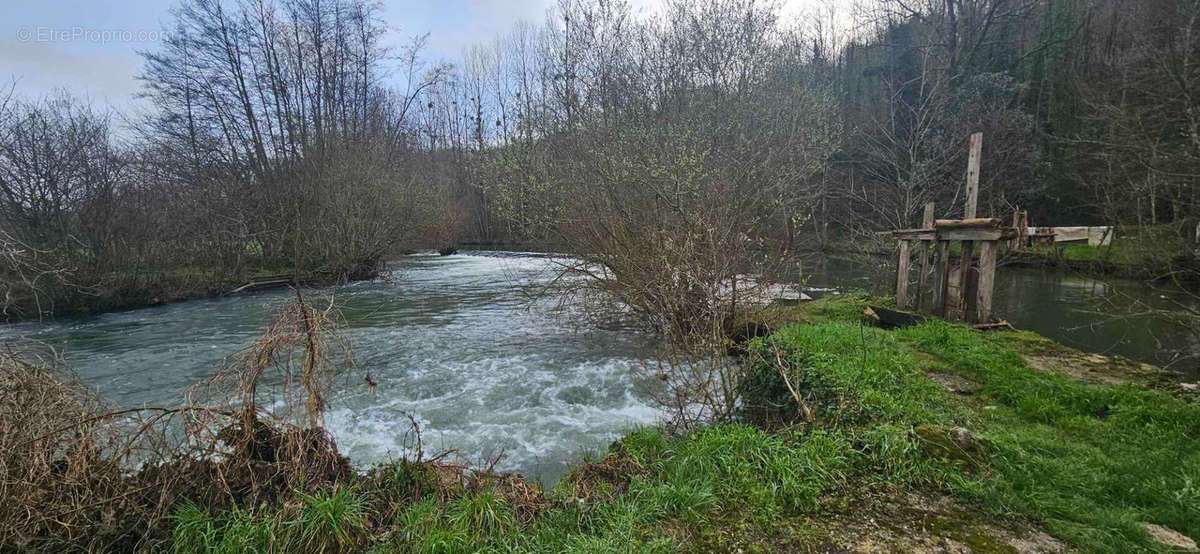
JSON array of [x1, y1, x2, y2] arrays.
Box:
[[0, 228, 78, 321], [0, 290, 354, 552]]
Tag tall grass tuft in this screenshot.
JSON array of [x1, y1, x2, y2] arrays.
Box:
[[283, 487, 369, 553]]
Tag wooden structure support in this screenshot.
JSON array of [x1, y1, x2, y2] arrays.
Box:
[[896, 239, 911, 307], [957, 133, 983, 322], [914, 202, 935, 310], [890, 215, 1011, 324], [888, 132, 1012, 325]]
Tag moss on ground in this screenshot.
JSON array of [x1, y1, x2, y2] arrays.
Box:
[[169, 294, 1200, 553]]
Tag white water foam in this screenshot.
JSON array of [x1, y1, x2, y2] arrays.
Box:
[[4, 252, 665, 484]]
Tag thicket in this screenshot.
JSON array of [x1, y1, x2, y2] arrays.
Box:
[[405, 0, 1199, 243], [0, 0, 456, 321]]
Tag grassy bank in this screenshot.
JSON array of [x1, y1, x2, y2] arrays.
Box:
[[1001, 225, 1199, 285], [145, 295, 1198, 553]]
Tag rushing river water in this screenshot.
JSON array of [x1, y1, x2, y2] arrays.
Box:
[[0, 253, 661, 484], [2, 251, 1197, 484]]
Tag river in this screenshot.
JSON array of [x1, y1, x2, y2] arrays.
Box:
[[0, 252, 661, 484], [1, 251, 1196, 484]]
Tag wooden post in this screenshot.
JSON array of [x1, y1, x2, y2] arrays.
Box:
[[933, 240, 951, 316], [975, 241, 998, 323], [1009, 209, 1021, 250], [915, 202, 935, 309], [964, 133, 982, 219], [1020, 211, 1028, 248], [896, 239, 911, 308], [958, 132, 983, 320]]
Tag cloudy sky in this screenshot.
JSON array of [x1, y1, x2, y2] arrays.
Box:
[[0, 0, 820, 114]]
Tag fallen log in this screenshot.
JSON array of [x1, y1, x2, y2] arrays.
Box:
[[862, 305, 928, 329], [226, 275, 293, 295]]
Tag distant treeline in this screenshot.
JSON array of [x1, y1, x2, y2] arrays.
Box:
[[425, 0, 1199, 243], [2, 0, 1199, 321]]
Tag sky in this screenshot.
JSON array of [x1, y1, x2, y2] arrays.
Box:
[[0, 0, 822, 115]]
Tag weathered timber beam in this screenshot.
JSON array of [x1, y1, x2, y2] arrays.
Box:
[[915, 202, 936, 311], [975, 240, 998, 324], [892, 228, 1017, 241], [934, 218, 1003, 229], [891, 229, 936, 240], [933, 240, 951, 316], [940, 228, 1016, 241]]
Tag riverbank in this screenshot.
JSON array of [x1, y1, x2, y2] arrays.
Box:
[[368, 294, 1197, 553], [1001, 244, 1200, 285], [8, 294, 1197, 552], [0, 258, 385, 323]]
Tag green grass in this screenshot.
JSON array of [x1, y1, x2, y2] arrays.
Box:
[[893, 321, 1200, 551], [171, 488, 368, 554], [746, 299, 1200, 552], [171, 502, 275, 554], [168, 295, 1199, 553]]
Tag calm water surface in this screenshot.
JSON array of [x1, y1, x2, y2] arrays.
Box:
[[802, 255, 1200, 379]]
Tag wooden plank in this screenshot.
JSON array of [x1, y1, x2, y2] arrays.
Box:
[[915, 202, 935, 310], [1052, 226, 1090, 242], [975, 240, 998, 323], [1088, 226, 1112, 246], [894, 228, 1014, 241], [896, 240, 911, 308], [891, 229, 936, 240], [934, 218, 1001, 228], [941, 228, 1014, 241]]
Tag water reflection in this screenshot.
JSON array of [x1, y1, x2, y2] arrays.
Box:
[[801, 253, 1200, 379]]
